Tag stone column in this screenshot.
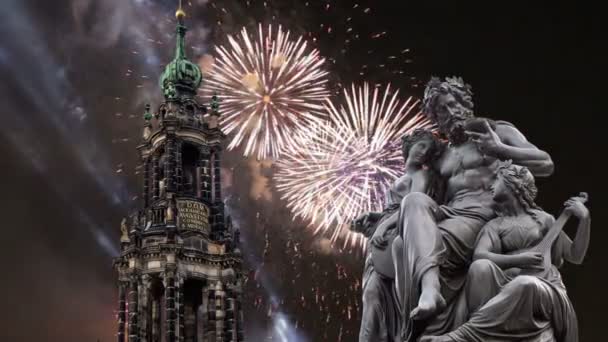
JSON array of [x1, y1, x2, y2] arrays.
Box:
[[139, 275, 151, 342], [175, 141, 183, 193], [165, 270, 177, 342], [143, 158, 150, 208], [214, 281, 226, 342], [152, 154, 160, 202], [117, 282, 127, 342], [165, 136, 175, 192], [211, 148, 224, 239], [212, 148, 222, 202], [177, 278, 185, 342], [224, 287, 235, 342], [128, 278, 139, 342], [199, 146, 212, 202]]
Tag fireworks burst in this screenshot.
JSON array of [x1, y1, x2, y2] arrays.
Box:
[[276, 83, 432, 250], [201, 24, 330, 160]]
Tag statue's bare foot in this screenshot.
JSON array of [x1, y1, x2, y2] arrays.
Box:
[[410, 288, 446, 320]]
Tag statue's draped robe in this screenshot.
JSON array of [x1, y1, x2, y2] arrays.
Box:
[[358, 181, 408, 341], [359, 224, 400, 342], [425, 213, 578, 342], [395, 190, 495, 341]]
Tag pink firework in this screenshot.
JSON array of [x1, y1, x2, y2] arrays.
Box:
[[276, 83, 433, 250]]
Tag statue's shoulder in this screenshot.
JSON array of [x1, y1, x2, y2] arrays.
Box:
[[476, 117, 516, 130], [481, 118, 529, 143], [493, 119, 515, 127], [396, 173, 411, 183], [465, 117, 519, 137], [493, 120, 520, 134], [393, 174, 411, 189], [531, 209, 556, 228]]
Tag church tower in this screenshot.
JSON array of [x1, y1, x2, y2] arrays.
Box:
[[114, 3, 245, 342]]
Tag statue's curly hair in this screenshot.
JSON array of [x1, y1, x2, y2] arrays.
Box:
[[401, 129, 443, 165], [422, 76, 474, 121], [496, 160, 542, 224]]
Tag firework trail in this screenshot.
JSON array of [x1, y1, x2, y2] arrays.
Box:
[[201, 23, 330, 160], [276, 83, 432, 250]]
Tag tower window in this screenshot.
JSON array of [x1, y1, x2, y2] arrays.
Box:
[[158, 150, 167, 199], [181, 143, 200, 196]]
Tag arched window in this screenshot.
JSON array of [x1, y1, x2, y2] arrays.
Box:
[[183, 279, 205, 340], [149, 278, 166, 340]]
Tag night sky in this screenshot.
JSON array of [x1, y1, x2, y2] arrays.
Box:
[[0, 1, 605, 341]]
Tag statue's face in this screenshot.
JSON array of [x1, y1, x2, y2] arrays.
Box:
[[407, 138, 433, 166], [490, 175, 513, 204], [432, 93, 472, 144]]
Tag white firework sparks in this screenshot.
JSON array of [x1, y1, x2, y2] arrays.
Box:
[[276, 83, 433, 250], [201, 24, 330, 160]]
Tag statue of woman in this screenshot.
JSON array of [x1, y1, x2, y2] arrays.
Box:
[[351, 129, 443, 342], [120, 217, 130, 243], [421, 161, 590, 342]]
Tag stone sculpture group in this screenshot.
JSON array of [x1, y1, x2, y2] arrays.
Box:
[[351, 77, 591, 342]]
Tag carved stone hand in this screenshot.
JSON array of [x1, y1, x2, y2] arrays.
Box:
[[465, 120, 504, 156], [564, 196, 590, 219]]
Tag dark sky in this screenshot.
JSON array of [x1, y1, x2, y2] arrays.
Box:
[[0, 1, 605, 341]]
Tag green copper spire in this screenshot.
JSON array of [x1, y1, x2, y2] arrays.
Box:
[[174, 3, 186, 60], [159, 1, 202, 100]]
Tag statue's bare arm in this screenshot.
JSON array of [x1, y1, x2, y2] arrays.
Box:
[[466, 121, 554, 177], [555, 196, 591, 265]]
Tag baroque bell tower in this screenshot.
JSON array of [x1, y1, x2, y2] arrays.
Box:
[[114, 3, 245, 342]]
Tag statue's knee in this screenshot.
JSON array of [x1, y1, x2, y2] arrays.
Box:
[[510, 275, 540, 291], [468, 259, 494, 280], [401, 192, 433, 210]]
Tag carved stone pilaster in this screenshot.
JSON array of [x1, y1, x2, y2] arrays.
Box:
[[212, 148, 222, 202], [128, 276, 139, 342], [164, 269, 177, 342], [224, 286, 236, 342], [139, 275, 151, 342], [177, 277, 185, 342], [199, 146, 212, 202], [166, 136, 176, 193], [152, 154, 160, 202], [117, 282, 127, 342], [214, 281, 226, 342], [175, 141, 183, 193], [143, 158, 150, 208]]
